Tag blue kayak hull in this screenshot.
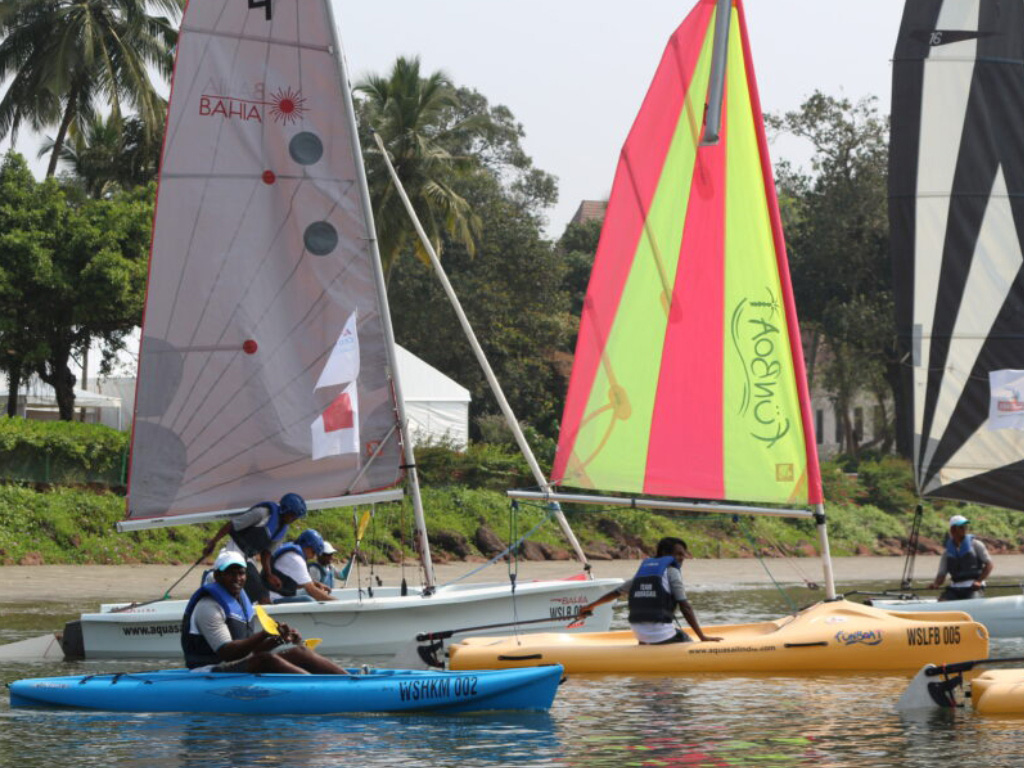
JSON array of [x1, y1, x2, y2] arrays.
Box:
[[8, 666, 563, 714]]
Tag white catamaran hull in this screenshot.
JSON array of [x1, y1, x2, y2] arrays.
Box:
[[64, 577, 620, 660], [869, 595, 1024, 639]]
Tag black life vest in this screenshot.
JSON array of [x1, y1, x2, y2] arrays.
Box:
[[229, 502, 289, 558], [627, 556, 679, 625], [181, 582, 255, 669], [946, 534, 985, 582], [266, 543, 306, 597]]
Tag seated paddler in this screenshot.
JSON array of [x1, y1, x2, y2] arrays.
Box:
[[578, 536, 722, 645], [181, 550, 347, 674]]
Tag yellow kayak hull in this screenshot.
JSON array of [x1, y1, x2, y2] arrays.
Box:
[[970, 669, 1024, 715], [449, 600, 989, 673]]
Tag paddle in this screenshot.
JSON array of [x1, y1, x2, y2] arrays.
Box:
[[110, 554, 207, 613], [896, 656, 1024, 712], [339, 509, 373, 587], [254, 605, 322, 649]]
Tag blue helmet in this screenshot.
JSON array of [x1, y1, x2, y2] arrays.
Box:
[[296, 529, 324, 555], [279, 493, 307, 519]]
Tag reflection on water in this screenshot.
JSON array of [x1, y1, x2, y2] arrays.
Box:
[[3, 582, 1024, 768]]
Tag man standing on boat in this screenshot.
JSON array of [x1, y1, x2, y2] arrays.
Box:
[[201, 493, 308, 604], [929, 515, 993, 601], [578, 537, 722, 644], [181, 550, 347, 674]]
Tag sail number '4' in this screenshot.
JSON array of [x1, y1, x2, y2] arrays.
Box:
[[248, 0, 272, 21]]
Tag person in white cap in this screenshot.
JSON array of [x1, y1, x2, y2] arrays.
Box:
[[928, 514, 993, 601], [308, 540, 339, 590], [180, 550, 347, 674]]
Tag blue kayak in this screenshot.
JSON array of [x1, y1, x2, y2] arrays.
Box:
[[7, 666, 563, 714]]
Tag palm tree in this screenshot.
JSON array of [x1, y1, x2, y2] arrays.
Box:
[[0, 0, 181, 178], [39, 111, 164, 197], [356, 56, 483, 278]]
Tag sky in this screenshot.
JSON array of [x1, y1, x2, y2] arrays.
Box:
[[1, 0, 906, 237]]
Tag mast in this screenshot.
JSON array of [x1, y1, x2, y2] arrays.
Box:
[[371, 132, 591, 568], [326, 3, 434, 589]]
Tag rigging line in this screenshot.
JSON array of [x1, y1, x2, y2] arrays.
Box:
[[438, 506, 558, 588], [734, 516, 799, 613]]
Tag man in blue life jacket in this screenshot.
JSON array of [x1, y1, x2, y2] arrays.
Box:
[[577, 536, 722, 644], [308, 540, 339, 590], [181, 550, 347, 674], [929, 514, 993, 601], [265, 529, 336, 603], [201, 493, 308, 604]]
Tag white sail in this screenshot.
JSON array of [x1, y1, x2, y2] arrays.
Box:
[[127, 0, 403, 521]]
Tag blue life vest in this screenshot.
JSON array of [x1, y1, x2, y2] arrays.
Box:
[[309, 561, 334, 589], [266, 543, 305, 597], [229, 502, 290, 558], [181, 582, 255, 669], [627, 556, 679, 625], [946, 534, 984, 582]]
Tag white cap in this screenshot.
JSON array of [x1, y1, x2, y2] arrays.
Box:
[[322, 541, 337, 555], [214, 550, 247, 571], [949, 514, 969, 528]]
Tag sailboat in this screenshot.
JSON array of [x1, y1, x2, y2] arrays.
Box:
[[446, 0, 990, 674], [60, 0, 621, 661], [866, 0, 1024, 638]]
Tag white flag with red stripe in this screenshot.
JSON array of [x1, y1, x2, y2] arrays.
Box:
[[311, 382, 360, 459]]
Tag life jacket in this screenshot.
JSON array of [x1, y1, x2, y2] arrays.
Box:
[[627, 556, 679, 625], [181, 582, 255, 669], [946, 534, 985, 582], [266, 543, 306, 597], [309, 561, 334, 589], [228, 502, 290, 558]]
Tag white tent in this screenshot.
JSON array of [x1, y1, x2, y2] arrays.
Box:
[[394, 345, 471, 448], [0, 375, 123, 428]]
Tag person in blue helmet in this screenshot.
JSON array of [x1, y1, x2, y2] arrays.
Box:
[[576, 536, 722, 644], [265, 529, 337, 603], [202, 493, 308, 604], [181, 550, 347, 674]]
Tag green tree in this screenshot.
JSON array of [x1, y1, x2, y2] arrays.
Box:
[[40, 112, 164, 198], [355, 56, 483, 278], [0, 152, 152, 420], [0, 0, 180, 178], [769, 92, 893, 457]]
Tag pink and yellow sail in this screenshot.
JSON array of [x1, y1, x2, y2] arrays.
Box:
[[552, 0, 821, 506]]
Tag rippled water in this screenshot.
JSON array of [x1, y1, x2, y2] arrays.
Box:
[[3, 581, 1024, 768]]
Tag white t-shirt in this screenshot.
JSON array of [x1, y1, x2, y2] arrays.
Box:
[[268, 549, 313, 601]]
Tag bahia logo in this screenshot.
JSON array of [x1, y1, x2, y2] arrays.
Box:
[[199, 80, 307, 125], [729, 287, 791, 449]]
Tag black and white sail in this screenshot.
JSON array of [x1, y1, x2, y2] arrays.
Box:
[[891, 0, 1024, 510]]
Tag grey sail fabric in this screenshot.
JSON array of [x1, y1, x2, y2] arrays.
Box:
[[891, 0, 1024, 510], [127, 0, 402, 520]]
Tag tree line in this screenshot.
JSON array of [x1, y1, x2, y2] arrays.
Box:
[[0, 2, 895, 460]]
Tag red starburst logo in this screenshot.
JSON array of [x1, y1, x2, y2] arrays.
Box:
[[268, 87, 307, 124]]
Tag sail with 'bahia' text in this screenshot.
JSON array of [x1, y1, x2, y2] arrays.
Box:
[[552, 0, 821, 507], [127, 0, 404, 522]]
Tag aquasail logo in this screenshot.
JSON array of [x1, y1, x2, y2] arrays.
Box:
[[729, 288, 791, 449], [834, 630, 883, 646], [199, 80, 307, 125]]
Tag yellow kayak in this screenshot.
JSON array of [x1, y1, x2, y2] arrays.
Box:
[[449, 600, 988, 673], [969, 669, 1024, 715]]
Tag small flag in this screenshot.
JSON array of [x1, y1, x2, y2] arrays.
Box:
[[311, 382, 360, 459], [988, 370, 1024, 430], [316, 311, 360, 390]]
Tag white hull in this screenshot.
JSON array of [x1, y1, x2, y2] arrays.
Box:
[[870, 594, 1024, 638], [69, 577, 621, 659]]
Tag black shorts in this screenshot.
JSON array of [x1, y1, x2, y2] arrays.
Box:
[[242, 560, 269, 603], [640, 629, 692, 645]]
